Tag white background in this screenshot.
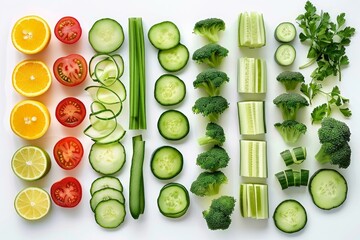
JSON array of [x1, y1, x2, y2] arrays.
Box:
[[0, 0, 359, 239]]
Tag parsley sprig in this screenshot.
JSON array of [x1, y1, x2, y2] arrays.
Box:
[[296, 1, 355, 123]]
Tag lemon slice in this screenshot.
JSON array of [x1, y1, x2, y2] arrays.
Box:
[[14, 187, 51, 220], [11, 145, 51, 181]]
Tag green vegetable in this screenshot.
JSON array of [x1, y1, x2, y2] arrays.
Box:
[[237, 101, 266, 135], [274, 120, 307, 144], [193, 18, 225, 43], [276, 71, 305, 91], [296, 1, 356, 81], [237, 57, 267, 94], [273, 199, 307, 234], [238, 12, 266, 48], [193, 68, 229, 96], [202, 195, 236, 230], [129, 17, 146, 130], [280, 146, 307, 166], [198, 122, 226, 146], [192, 43, 229, 68], [192, 96, 229, 122], [196, 145, 230, 171], [190, 171, 227, 197], [315, 117, 351, 168], [240, 140, 267, 178], [129, 135, 145, 219], [274, 22, 296, 43], [301, 84, 351, 123], [273, 93, 309, 121], [240, 183, 269, 219]]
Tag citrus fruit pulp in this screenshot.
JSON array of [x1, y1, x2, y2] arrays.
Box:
[[11, 15, 51, 54], [14, 187, 51, 220], [10, 100, 51, 140], [11, 145, 51, 181], [12, 60, 52, 97]]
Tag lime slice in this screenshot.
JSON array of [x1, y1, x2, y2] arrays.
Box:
[[14, 187, 51, 220], [11, 146, 51, 181]]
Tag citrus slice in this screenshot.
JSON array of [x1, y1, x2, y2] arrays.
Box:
[[12, 60, 52, 97], [11, 15, 51, 54], [11, 145, 51, 181], [14, 187, 51, 220], [10, 100, 51, 140]]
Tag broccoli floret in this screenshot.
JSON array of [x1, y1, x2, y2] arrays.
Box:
[[202, 195, 236, 230], [318, 117, 351, 146], [196, 146, 230, 171], [193, 68, 229, 96], [190, 171, 228, 197], [274, 120, 307, 144], [315, 117, 351, 168], [198, 122, 226, 146], [192, 96, 229, 122], [315, 142, 351, 168], [192, 43, 229, 68], [193, 18, 225, 43], [276, 71, 305, 91], [273, 93, 309, 120]]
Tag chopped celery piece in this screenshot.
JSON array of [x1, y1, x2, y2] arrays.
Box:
[[237, 57, 267, 94], [238, 12, 266, 48], [240, 140, 267, 178], [239, 183, 269, 219], [237, 101, 266, 135]]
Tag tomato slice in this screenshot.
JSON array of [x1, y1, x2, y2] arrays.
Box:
[[51, 177, 82, 208], [53, 136, 84, 170], [56, 97, 86, 128], [54, 16, 82, 44], [53, 54, 87, 87]]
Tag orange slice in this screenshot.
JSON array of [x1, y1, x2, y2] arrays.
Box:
[[12, 60, 52, 97], [11, 15, 51, 54], [10, 100, 51, 140]]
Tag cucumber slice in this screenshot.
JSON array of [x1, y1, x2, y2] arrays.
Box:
[[107, 80, 127, 102], [254, 184, 269, 219], [154, 74, 186, 106], [300, 169, 309, 186], [275, 171, 288, 190], [95, 123, 126, 144], [274, 44, 296, 66], [158, 44, 189, 72], [274, 22, 296, 43], [237, 101, 266, 135], [148, 21, 180, 50], [157, 183, 190, 218], [237, 57, 267, 94], [90, 176, 123, 195], [94, 59, 118, 86], [84, 114, 117, 140], [238, 12, 266, 48], [89, 141, 126, 175], [112, 54, 124, 78], [309, 169, 347, 210], [151, 146, 183, 180], [293, 170, 301, 187], [157, 110, 189, 141], [89, 18, 124, 53], [273, 199, 307, 234], [240, 140, 267, 178], [280, 147, 307, 166], [90, 188, 125, 212], [94, 199, 125, 228], [285, 169, 295, 187], [85, 86, 122, 117]]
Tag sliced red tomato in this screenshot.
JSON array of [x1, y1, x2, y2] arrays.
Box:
[[53, 54, 87, 87], [51, 177, 82, 208], [53, 136, 84, 170], [54, 16, 82, 44], [56, 97, 86, 128]]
